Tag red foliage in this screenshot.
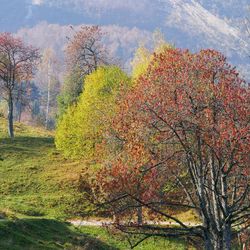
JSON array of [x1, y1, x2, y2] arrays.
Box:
[[66, 25, 108, 75], [0, 32, 40, 83], [95, 48, 249, 228]]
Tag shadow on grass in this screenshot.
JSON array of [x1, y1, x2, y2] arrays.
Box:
[[0, 137, 54, 158], [0, 218, 118, 250]]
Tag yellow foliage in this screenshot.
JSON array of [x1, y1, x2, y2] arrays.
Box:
[[131, 46, 151, 80], [55, 66, 130, 159], [131, 31, 173, 80]]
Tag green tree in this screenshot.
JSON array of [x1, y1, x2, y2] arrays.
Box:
[[57, 70, 83, 117], [55, 66, 130, 159]]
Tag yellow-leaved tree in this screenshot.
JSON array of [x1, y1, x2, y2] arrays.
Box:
[[55, 66, 130, 159], [130, 46, 152, 80], [131, 30, 173, 80]]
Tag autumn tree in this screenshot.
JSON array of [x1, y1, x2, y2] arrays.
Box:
[[131, 46, 151, 80], [95, 48, 249, 249], [0, 33, 40, 138], [55, 66, 130, 159], [14, 80, 34, 122], [66, 25, 108, 76], [36, 47, 60, 129], [58, 26, 109, 114], [131, 30, 172, 80]]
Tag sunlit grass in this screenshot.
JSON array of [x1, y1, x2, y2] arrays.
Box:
[[0, 118, 199, 249], [0, 118, 85, 219]]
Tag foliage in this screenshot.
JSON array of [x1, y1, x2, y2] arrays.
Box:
[[95, 48, 249, 249], [131, 30, 172, 80], [131, 46, 152, 79], [0, 32, 40, 138], [58, 25, 109, 116], [55, 66, 130, 159], [57, 70, 83, 116]]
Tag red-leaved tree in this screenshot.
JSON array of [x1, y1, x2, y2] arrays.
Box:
[[95, 48, 249, 249], [0, 33, 40, 138], [66, 25, 108, 81]]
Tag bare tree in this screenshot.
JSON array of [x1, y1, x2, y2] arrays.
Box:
[[58, 25, 110, 115], [14, 81, 31, 122], [36, 48, 60, 129]]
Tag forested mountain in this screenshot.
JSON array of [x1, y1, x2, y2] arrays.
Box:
[[0, 0, 249, 77]]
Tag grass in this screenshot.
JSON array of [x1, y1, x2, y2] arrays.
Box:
[[0, 218, 116, 250], [0, 218, 190, 250], [0, 119, 194, 249], [0, 119, 86, 219]]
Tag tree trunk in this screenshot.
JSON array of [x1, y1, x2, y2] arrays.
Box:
[[8, 92, 14, 138], [45, 73, 51, 130], [211, 231, 223, 250], [137, 206, 143, 225], [204, 230, 213, 250], [203, 226, 232, 250], [222, 224, 232, 250], [18, 110, 22, 122], [18, 102, 22, 122]]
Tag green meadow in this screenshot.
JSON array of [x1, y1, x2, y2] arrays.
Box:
[[0, 120, 190, 249]]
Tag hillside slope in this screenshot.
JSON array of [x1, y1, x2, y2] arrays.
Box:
[[0, 119, 190, 249], [0, 119, 84, 219]]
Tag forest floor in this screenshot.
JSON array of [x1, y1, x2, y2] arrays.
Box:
[[0, 119, 197, 249]]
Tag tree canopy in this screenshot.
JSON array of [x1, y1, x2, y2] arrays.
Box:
[[55, 65, 130, 159], [93, 48, 249, 249], [58, 26, 110, 116], [0, 32, 40, 138]]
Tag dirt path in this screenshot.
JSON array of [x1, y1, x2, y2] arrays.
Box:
[[69, 219, 200, 227]]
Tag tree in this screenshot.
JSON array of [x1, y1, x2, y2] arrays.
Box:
[[36, 48, 60, 129], [131, 46, 151, 80], [58, 25, 109, 115], [95, 48, 249, 249], [14, 80, 33, 122], [131, 30, 172, 80], [26, 82, 41, 121], [66, 25, 108, 76], [14, 81, 42, 124], [55, 66, 130, 159], [57, 71, 83, 117], [0, 33, 40, 138]]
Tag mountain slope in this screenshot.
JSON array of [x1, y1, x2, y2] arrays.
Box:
[[1, 0, 249, 78]]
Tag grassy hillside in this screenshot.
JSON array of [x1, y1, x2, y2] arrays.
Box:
[[0, 119, 85, 219], [0, 119, 193, 249], [0, 218, 189, 250]]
